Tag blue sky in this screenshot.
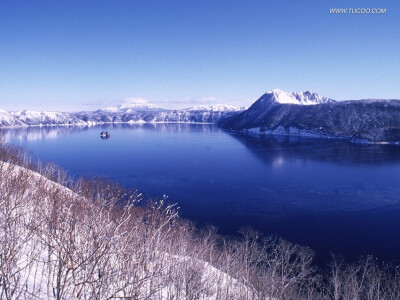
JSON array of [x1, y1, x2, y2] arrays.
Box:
[[0, 0, 399, 111]]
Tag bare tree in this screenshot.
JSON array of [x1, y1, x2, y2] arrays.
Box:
[[2, 136, 400, 300]]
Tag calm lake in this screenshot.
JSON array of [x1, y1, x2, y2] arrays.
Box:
[[3, 124, 400, 263]]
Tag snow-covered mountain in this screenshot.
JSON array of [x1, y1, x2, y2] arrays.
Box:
[[97, 102, 164, 113], [0, 110, 85, 127], [219, 90, 400, 143], [0, 109, 21, 126], [11, 110, 86, 126], [0, 104, 245, 127], [260, 89, 334, 105]]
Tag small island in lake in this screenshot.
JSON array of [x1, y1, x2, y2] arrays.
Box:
[[100, 131, 110, 139]]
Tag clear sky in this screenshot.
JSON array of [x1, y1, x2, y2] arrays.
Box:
[[0, 0, 399, 111]]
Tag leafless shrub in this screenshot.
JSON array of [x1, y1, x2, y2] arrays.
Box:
[[327, 254, 400, 300], [1, 138, 400, 299]]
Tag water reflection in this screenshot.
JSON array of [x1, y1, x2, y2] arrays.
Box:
[[0, 126, 86, 142], [232, 133, 400, 166], [0, 123, 221, 142]]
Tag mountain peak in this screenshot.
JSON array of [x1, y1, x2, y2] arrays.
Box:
[[119, 102, 157, 109], [98, 102, 159, 113], [265, 89, 334, 105]]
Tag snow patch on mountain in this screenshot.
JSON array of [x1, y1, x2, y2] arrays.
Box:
[[0, 110, 19, 126], [262, 89, 334, 105], [11, 110, 71, 123], [244, 126, 346, 140], [185, 105, 245, 112], [98, 102, 161, 113]]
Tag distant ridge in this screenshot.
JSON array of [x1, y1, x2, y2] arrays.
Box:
[[0, 104, 245, 127]]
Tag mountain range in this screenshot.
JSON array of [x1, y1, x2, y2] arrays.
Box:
[[0, 104, 245, 127], [2, 89, 400, 143]]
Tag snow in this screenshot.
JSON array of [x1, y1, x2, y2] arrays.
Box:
[[98, 105, 120, 112], [244, 126, 339, 139], [120, 102, 157, 109], [0, 89, 334, 128], [0, 106, 241, 127], [185, 105, 245, 112], [265, 89, 333, 105], [10, 110, 73, 124], [0, 109, 18, 125], [0, 161, 253, 300], [127, 119, 146, 124], [98, 102, 159, 113]]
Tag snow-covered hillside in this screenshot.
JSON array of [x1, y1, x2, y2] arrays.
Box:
[[0, 109, 21, 126], [0, 110, 86, 127], [97, 102, 164, 113], [0, 104, 245, 127], [0, 160, 252, 300], [12, 110, 86, 125]]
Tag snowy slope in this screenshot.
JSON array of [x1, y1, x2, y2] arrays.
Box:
[[258, 89, 334, 105], [97, 102, 163, 113], [0, 109, 22, 126], [0, 161, 252, 299], [0, 105, 245, 127], [11, 110, 85, 126]]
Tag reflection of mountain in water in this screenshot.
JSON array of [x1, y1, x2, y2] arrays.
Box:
[[1, 126, 84, 142], [232, 133, 400, 166], [1, 123, 220, 143], [118, 123, 221, 134]]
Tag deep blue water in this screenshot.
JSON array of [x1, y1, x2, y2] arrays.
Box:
[[4, 124, 400, 263]]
